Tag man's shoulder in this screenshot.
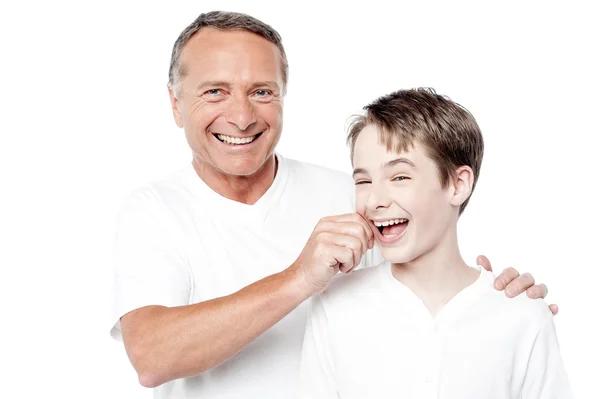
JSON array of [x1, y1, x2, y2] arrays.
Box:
[[117, 164, 195, 216], [282, 155, 353, 190]]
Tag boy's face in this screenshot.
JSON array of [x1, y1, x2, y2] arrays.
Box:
[[352, 125, 461, 264]]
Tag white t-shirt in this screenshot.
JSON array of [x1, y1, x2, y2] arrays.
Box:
[[297, 262, 573, 399], [110, 153, 382, 398]]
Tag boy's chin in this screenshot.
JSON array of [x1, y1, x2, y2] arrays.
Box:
[[380, 249, 415, 264]]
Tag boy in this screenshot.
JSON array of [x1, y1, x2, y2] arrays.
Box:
[[296, 88, 572, 398]]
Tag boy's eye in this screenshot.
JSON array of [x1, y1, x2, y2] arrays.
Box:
[[393, 176, 409, 182], [354, 180, 371, 185]]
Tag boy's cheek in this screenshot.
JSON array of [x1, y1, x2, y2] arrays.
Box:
[[354, 193, 368, 214]]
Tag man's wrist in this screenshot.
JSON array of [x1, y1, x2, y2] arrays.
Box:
[[280, 264, 316, 303]]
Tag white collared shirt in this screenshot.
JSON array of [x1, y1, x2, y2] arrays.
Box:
[[297, 262, 573, 399]]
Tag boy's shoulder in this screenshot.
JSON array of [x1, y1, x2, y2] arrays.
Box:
[[319, 261, 389, 308], [475, 270, 553, 330]]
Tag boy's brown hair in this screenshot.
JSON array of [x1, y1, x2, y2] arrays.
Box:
[[346, 88, 484, 214]]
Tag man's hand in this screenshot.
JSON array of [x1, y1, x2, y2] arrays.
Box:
[[477, 255, 559, 315], [292, 213, 374, 296]]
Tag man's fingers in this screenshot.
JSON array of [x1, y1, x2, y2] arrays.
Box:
[[319, 214, 374, 245], [317, 221, 370, 255], [526, 283, 548, 299], [319, 231, 366, 267], [493, 267, 519, 291], [548, 304, 559, 316], [504, 272, 535, 298], [477, 255, 492, 272], [352, 212, 375, 243], [342, 236, 363, 268], [331, 245, 354, 273]]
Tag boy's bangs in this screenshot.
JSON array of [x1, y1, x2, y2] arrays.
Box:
[[377, 124, 419, 156]]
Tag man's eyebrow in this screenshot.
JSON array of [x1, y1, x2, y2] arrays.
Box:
[[196, 81, 232, 91], [352, 168, 367, 177], [384, 158, 416, 169], [249, 81, 280, 90], [195, 81, 280, 92]]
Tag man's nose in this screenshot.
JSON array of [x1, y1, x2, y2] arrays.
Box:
[[224, 95, 256, 131]]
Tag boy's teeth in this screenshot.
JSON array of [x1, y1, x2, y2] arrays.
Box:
[[217, 134, 257, 144], [374, 218, 407, 227]]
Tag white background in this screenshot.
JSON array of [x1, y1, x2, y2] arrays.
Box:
[[1, 0, 597, 397]]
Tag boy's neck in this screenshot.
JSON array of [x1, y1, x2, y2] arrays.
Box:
[[391, 225, 480, 318]]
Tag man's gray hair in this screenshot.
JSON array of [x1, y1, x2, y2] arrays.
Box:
[[168, 11, 289, 97]]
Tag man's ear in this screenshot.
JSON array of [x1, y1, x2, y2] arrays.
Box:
[[168, 84, 184, 128], [449, 165, 474, 208]]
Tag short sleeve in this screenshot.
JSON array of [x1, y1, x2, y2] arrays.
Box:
[[109, 189, 192, 341], [521, 314, 574, 398], [296, 295, 339, 399]]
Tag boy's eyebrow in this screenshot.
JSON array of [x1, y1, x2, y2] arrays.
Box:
[[384, 158, 416, 169], [352, 158, 416, 177], [352, 168, 367, 177]]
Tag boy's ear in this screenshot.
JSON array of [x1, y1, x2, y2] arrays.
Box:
[[449, 166, 474, 207]]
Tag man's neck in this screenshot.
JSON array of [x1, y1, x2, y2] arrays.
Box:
[[192, 156, 278, 205], [391, 227, 480, 317]]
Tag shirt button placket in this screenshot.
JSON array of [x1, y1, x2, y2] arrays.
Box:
[[420, 322, 440, 398]]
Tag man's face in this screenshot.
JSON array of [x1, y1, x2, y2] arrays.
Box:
[[352, 125, 460, 264], [169, 28, 284, 177]]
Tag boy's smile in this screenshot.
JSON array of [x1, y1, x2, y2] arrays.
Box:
[[371, 218, 409, 244]]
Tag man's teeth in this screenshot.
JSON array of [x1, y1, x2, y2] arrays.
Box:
[[217, 134, 257, 145], [373, 219, 408, 227]]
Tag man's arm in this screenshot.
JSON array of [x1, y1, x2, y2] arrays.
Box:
[[121, 267, 309, 388], [120, 213, 373, 388]]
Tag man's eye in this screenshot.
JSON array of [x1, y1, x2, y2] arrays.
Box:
[[355, 180, 371, 185], [393, 176, 409, 181], [202, 89, 226, 102], [254, 89, 273, 98]]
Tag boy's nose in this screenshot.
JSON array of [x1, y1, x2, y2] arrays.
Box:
[[366, 185, 392, 210]]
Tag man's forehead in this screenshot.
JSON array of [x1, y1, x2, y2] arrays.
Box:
[[183, 28, 279, 60], [179, 29, 282, 84]]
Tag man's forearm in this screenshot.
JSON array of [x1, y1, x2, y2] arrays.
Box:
[[121, 266, 311, 388]]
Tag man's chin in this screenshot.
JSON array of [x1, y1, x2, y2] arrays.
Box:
[[216, 156, 274, 178]]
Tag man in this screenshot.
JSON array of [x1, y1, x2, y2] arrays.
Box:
[[110, 11, 554, 398]]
